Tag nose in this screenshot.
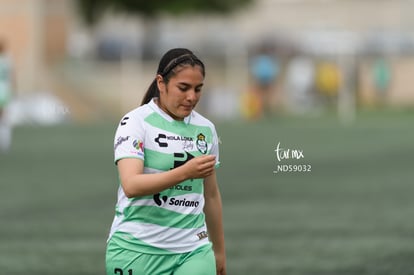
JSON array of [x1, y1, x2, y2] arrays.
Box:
[[186, 89, 197, 102]]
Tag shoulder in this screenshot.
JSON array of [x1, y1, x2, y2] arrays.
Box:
[[190, 110, 217, 131], [119, 104, 153, 124], [115, 104, 155, 134]]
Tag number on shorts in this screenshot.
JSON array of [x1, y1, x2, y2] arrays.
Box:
[[114, 268, 133, 275]]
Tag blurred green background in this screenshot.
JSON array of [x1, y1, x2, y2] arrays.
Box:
[[1, 109, 413, 274]]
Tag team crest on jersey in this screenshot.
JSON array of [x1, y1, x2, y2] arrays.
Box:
[[196, 133, 208, 154]]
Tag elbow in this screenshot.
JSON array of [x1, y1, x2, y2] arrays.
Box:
[[121, 179, 148, 198], [121, 179, 138, 198], [123, 187, 136, 198]]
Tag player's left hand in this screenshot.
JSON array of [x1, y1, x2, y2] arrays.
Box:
[[215, 253, 226, 275]]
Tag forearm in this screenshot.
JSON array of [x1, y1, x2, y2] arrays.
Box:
[[118, 155, 216, 198], [204, 192, 226, 256], [121, 166, 188, 197]]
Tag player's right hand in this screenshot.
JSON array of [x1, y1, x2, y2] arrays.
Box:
[[183, 155, 216, 180]]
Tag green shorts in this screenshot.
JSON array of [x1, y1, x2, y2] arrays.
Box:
[[106, 238, 216, 275]]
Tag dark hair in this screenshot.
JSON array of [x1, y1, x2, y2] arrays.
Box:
[[141, 48, 205, 105]]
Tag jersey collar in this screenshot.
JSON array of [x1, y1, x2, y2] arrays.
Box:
[[148, 98, 192, 125]]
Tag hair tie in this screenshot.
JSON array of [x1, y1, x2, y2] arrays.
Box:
[[160, 54, 202, 76]]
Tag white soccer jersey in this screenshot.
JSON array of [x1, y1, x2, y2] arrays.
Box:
[[108, 98, 220, 254]]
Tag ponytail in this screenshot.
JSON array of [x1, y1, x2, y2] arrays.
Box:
[[140, 48, 205, 106], [141, 79, 158, 106]]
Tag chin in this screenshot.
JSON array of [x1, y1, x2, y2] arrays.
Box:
[[180, 112, 191, 119], [171, 112, 188, 121], [180, 108, 193, 116]]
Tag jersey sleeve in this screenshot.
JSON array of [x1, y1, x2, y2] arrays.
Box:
[[113, 113, 145, 164], [210, 126, 220, 168]]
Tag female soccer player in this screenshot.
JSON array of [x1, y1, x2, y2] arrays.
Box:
[[106, 48, 226, 275]]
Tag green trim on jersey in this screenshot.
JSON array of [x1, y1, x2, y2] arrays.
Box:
[[143, 148, 173, 171], [144, 148, 212, 170], [123, 206, 205, 229], [144, 112, 214, 144], [128, 182, 204, 202], [110, 231, 175, 255]]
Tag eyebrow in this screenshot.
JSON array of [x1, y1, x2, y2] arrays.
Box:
[[177, 82, 204, 88]]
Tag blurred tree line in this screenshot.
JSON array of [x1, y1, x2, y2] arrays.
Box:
[[76, 0, 253, 25]]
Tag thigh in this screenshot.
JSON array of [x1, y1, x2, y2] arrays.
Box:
[[106, 239, 175, 275], [174, 245, 216, 275], [106, 239, 142, 275]]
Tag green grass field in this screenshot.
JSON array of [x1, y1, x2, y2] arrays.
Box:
[[1, 109, 414, 275]]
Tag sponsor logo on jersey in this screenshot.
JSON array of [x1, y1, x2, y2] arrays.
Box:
[[114, 136, 130, 150], [153, 193, 168, 206], [155, 133, 168, 147], [169, 197, 199, 207], [155, 133, 194, 148], [173, 152, 195, 168], [196, 231, 208, 240], [120, 116, 129, 126], [153, 193, 199, 208], [132, 139, 144, 156], [182, 140, 194, 151], [169, 184, 192, 191], [196, 133, 208, 154]]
